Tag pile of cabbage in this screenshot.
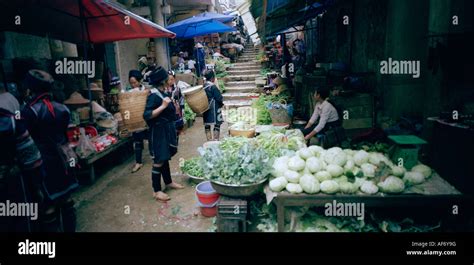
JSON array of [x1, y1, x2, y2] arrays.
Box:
[[269, 146, 433, 195]]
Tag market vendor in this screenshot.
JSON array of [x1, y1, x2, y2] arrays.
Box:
[[123, 70, 148, 173], [143, 67, 184, 202], [202, 70, 224, 141], [167, 70, 185, 140], [194, 43, 206, 77], [21, 69, 79, 232], [0, 83, 43, 232], [302, 88, 345, 147]]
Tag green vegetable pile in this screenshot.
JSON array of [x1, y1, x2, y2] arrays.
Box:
[[250, 200, 441, 232], [180, 157, 204, 178], [198, 141, 271, 185], [184, 101, 196, 122], [255, 129, 306, 158], [252, 95, 272, 125]]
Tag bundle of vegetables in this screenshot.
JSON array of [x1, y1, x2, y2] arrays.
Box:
[[255, 129, 306, 158], [213, 58, 228, 75], [269, 145, 434, 195], [183, 101, 196, 122], [229, 121, 255, 131], [180, 157, 204, 178], [226, 108, 257, 125], [198, 141, 271, 185], [252, 95, 272, 125]]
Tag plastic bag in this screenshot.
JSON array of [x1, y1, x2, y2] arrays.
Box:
[[75, 127, 96, 159]]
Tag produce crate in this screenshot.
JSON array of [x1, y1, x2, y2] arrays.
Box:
[[217, 196, 248, 232]]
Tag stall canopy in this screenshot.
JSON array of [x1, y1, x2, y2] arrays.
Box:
[[0, 0, 176, 44], [167, 17, 236, 39], [250, 0, 331, 38], [194, 11, 235, 23]]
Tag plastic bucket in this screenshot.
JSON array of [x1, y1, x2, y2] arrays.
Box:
[[196, 181, 220, 205], [198, 201, 218, 217]]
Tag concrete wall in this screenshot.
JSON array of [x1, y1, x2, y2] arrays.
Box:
[[1, 32, 53, 59], [114, 38, 148, 90], [381, 0, 429, 119]]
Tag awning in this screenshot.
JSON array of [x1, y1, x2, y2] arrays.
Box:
[[0, 0, 175, 44], [252, 0, 330, 38], [167, 18, 236, 39]]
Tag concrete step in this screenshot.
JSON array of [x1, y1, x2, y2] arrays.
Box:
[[227, 74, 261, 81], [228, 65, 261, 71], [227, 69, 261, 75], [225, 80, 256, 86], [232, 61, 260, 67], [223, 92, 258, 101], [225, 86, 257, 93], [223, 99, 253, 108]]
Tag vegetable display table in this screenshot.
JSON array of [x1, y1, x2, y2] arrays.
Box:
[[79, 137, 133, 184], [267, 174, 463, 232]]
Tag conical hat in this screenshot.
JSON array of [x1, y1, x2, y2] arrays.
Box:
[[64, 92, 90, 105]]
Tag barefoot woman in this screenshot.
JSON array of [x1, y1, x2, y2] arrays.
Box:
[[143, 67, 184, 201]]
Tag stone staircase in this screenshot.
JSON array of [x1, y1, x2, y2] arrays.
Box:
[[222, 43, 261, 108]]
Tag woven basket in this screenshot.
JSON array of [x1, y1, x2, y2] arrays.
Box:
[[229, 129, 256, 138], [183, 85, 209, 114], [118, 90, 148, 133], [269, 100, 291, 125]]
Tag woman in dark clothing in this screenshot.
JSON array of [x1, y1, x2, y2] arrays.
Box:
[[0, 85, 44, 232], [123, 70, 148, 173], [143, 67, 184, 202], [167, 70, 185, 141], [21, 69, 78, 232], [202, 70, 224, 141]]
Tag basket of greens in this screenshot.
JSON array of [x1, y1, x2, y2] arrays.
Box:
[[180, 157, 205, 184], [198, 141, 271, 197]]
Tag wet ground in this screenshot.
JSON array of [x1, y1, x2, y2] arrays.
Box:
[[73, 118, 226, 232]]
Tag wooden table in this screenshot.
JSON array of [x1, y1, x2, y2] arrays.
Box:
[[79, 137, 132, 184], [270, 174, 464, 232]]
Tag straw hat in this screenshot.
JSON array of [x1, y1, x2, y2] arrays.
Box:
[[96, 119, 115, 129], [64, 92, 90, 105], [273, 76, 284, 86], [87, 82, 103, 91]]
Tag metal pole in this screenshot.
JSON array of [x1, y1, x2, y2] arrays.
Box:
[[78, 0, 93, 122]]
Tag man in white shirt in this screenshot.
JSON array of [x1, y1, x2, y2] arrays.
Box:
[[303, 88, 341, 142]]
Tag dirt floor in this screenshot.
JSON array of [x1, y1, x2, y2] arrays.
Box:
[[73, 117, 228, 232]]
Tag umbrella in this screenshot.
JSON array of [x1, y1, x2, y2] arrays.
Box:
[[194, 11, 235, 23], [167, 19, 236, 39], [0, 0, 176, 44]]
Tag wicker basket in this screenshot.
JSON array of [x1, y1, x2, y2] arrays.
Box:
[[182, 85, 209, 114], [229, 129, 256, 138], [118, 90, 148, 133], [269, 100, 291, 125]]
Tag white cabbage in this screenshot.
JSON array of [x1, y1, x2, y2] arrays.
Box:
[[353, 150, 369, 166], [361, 163, 376, 178], [299, 174, 320, 194], [411, 164, 432, 178], [326, 164, 344, 178], [299, 148, 314, 160], [390, 165, 406, 177], [320, 180, 340, 194], [305, 157, 322, 173], [269, 177, 288, 192], [360, 180, 379, 194], [284, 170, 301, 183], [339, 181, 359, 194], [288, 156, 306, 171], [308, 145, 324, 156], [377, 176, 405, 193], [315, 171, 332, 182], [286, 183, 303, 194], [403, 171, 425, 185]]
